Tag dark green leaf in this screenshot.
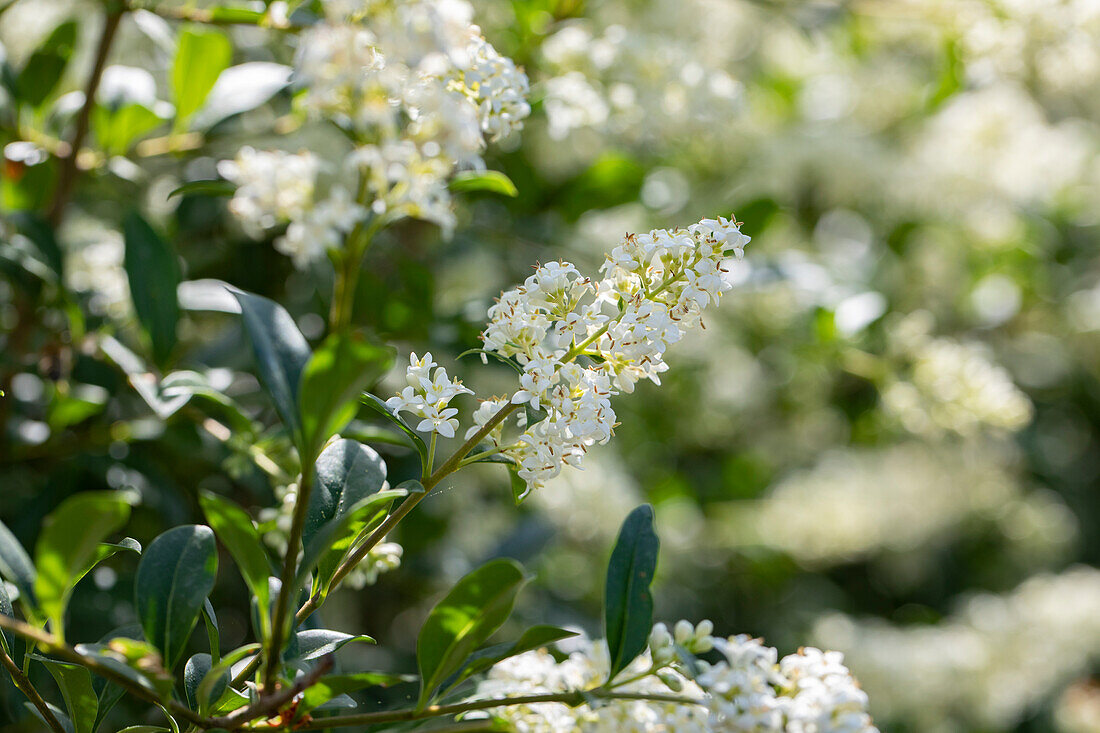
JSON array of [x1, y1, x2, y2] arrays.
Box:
[[202, 600, 220, 664], [135, 525, 218, 669], [171, 26, 232, 131], [184, 653, 225, 713], [0, 518, 36, 611], [305, 439, 387, 548], [449, 170, 518, 197], [123, 212, 181, 365], [604, 505, 659, 682], [35, 657, 97, 733], [289, 630, 374, 662], [441, 625, 578, 695], [0, 579, 12, 653], [24, 701, 73, 733], [509, 466, 530, 506], [198, 492, 271, 641], [298, 672, 415, 714], [195, 643, 259, 714], [34, 492, 135, 638], [361, 392, 428, 470], [166, 180, 236, 200], [298, 332, 393, 460], [72, 639, 172, 699], [416, 558, 528, 709], [16, 20, 77, 107], [234, 289, 311, 443]]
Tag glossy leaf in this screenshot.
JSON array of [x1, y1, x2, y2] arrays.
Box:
[[93, 103, 166, 156], [304, 439, 387, 548], [35, 657, 97, 733], [441, 625, 578, 695], [184, 653, 226, 713], [0, 579, 12, 653], [298, 672, 415, 714], [416, 558, 528, 709], [361, 392, 429, 469], [34, 492, 135, 637], [234, 290, 311, 443], [166, 179, 235, 200], [192, 62, 291, 129], [171, 26, 232, 130], [123, 212, 181, 365], [604, 505, 659, 682], [195, 642, 260, 712], [73, 639, 173, 700], [298, 333, 393, 460], [0, 518, 36, 611], [289, 629, 374, 662], [16, 20, 76, 107], [198, 492, 271, 640], [449, 170, 518, 197], [296, 488, 407, 591], [135, 525, 218, 669]]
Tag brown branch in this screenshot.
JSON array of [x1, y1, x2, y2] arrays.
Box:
[[212, 654, 333, 730], [0, 643, 66, 733], [47, 8, 124, 226]]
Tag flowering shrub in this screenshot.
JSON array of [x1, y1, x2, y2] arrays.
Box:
[[0, 0, 884, 731]]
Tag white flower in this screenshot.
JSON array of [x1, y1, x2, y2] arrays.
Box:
[[386, 352, 472, 438]]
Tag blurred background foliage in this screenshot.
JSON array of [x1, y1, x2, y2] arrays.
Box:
[[2, 0, 1100, 731]]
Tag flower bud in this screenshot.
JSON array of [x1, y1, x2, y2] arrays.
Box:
[[656, 670, 683, 692], [674, 619, 694, 645]]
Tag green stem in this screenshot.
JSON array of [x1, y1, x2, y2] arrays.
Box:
[[290, 689, 704, 729], [0, 644, 66, 733], [426, 432, 438, 479], [263, 463, 315, 690]]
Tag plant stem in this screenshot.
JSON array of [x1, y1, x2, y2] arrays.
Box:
[[213, 654, 333, 729], [294, 401, 521, 625], [47, 6, 123, 227], [426, 432, 438, 478], [0, 614, 206, 727], [263, 464, 315, 690], [0, 644, 66, 733], [290, 688, 704, 729]]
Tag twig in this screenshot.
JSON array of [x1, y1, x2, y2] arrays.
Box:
[[47, 7, 124, 226], [292, 689, 705, 729], [212, 654, 333, 730], [0, 643, 67, 733], [0, 614, 206, 727]]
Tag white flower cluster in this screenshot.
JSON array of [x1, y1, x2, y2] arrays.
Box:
[[485, 217, 749, 493], [475, 620, 877, 732], [220, 0, 529, 265], [883, 319, 1033, 437], [386, 351, 473, 438], [383, 217, 748, 493], [814, 566, 1100, 731], [217, 148, 367, 268]]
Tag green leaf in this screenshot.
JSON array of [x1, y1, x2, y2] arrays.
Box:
[[198, 492, 271, 640], [195, 642, 259, 713], [201, 600, 220, 663], [135, 525, 218, 670], [458, 348, 523, 374], [361, 392, 428, 470], [509, 466, 530, 506], [73, 638, 173, 699], [184, 653, 225, 713], [93, 103, 166, 156], [0, 579, 12, 653], [298, 672, 415, 714], [35, 657, 98, 733], [16, 20, 77, 108], [448, 170, 518, 197], [604, 505, 659, 682], [166, 180, 236, 200], [25, 701, 73, 733], [298, 332, 393, 461], [171, 26, 232, 131], [296, 489, 408, 591], [289, 629, 374, 662], [304, 439, 387, 548], [0, 518, 36, 611], [123, 212, 181, 365], [116, 727, 170, 733], [441, 625, 578, 695], [34, 492, 135, 638], [416, 558, 528, 710], [233, 290, 311, 444]]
